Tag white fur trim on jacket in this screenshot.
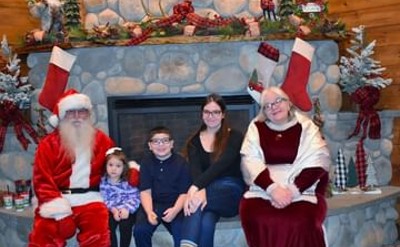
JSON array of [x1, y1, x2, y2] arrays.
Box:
[[39, 197, 72, 219], [129, 160, 140, 171]]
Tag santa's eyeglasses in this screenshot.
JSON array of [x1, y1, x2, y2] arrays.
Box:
[[65, 108, 90, 118]]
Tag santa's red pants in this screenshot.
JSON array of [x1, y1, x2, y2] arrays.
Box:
[[28, 202, 110, 247]]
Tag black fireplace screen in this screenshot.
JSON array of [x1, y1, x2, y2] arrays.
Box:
[[107, 94, 258, 160]]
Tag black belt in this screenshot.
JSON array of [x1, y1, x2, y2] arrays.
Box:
[[60, 186, 99, 194]]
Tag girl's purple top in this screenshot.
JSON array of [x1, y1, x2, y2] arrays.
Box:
[[100, 176, 140, 214]]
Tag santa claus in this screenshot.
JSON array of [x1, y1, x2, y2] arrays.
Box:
[[28, 47, 115, 247]]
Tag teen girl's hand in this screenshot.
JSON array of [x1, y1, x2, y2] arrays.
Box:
[[184, 188, 207, 216], [184, 185, 198, 216], [193, 189, 207, 211], [162, 207, 178, 223]]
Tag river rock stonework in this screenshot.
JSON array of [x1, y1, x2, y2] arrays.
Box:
[[0, 39, 399, 247]]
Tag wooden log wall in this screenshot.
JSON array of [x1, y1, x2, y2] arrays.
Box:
[[327, 0, 400, 190], [1, 0, 400, 188]]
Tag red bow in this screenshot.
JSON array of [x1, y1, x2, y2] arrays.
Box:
[[348, 86, 381, 140], [0, 100, 39, 152]]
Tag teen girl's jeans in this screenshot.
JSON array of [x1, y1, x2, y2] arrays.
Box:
[[180, 177, 245, 247]]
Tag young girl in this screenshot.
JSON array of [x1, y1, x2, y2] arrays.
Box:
[[100, 147, 141, 247]]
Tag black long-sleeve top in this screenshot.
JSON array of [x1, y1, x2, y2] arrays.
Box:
[[187, 129, 244, 189]]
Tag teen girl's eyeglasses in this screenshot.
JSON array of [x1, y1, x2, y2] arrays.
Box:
[[202, 110, 222, 117]]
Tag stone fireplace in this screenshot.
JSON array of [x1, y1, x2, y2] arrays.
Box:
[[0, 39, 399, 246], [107, 94, 257, 159]]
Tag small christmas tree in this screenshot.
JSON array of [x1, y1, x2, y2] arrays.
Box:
[[334, 148, 347, 191], [63, 0, 81, 29], [365, 155, 378, 187], [346, 157, 358, 188], [278, 0, 296, 18], [339, 25, 392, 94]]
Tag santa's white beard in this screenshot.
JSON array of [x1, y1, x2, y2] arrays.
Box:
[[59, 118, 95, 159]]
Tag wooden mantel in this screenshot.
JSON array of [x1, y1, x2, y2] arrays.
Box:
[[15, 33, 346, 54]]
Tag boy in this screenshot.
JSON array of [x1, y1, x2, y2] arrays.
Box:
[[134, 126, 192, 247]]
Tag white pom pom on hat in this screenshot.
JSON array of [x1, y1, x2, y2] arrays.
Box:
[[48, 89, 92, 128]]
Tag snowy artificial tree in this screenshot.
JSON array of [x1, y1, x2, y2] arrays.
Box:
[[0, 36, 32, 110], [364, 155, 381, 194], [339, 25, 392, 94], [339, 25, 392, 190], [0, 36, 39, 152]]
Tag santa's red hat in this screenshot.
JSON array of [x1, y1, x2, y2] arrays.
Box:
[[48, 89, 93, 127]]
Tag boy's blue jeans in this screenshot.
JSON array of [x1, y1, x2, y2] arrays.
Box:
[[180, 177, 245, 247], [134, 203, 184, 247]]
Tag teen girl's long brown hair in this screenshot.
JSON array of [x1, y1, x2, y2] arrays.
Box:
[[183, 93, 230, 163]]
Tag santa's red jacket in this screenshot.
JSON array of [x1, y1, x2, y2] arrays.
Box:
[[33, 129, 114, 219]]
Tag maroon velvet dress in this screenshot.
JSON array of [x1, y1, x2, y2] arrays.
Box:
[[240, 121, 328, 247]]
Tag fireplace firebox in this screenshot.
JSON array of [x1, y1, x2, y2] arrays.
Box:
[[107, 94, 258, 160]]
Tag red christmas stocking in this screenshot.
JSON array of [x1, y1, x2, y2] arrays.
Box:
[[38, 46, 76, 111], [281, 38, 314, 111]]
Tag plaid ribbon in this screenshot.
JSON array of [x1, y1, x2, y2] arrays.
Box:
[[126, 28, 154, 46], [334, 148, 347, 190], [348, 86, 380, 189], [186, 13, 211, 28], [258, 42, 280, 62], [155, 0, 194, 28], [0, 100, 39, 152], [348, 86, 381, 140], [186, 13, 234, 28], [172, 0, 194, 16], [125, 0, 240, 45], [355, 140, 367, 188], [155, 14, 185, 28]]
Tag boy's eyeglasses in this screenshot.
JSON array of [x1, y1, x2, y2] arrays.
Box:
[[150, 138, 171, 145], [264, 97, 288, 110], [202, 110, 222, 117]]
